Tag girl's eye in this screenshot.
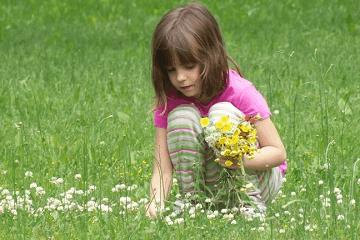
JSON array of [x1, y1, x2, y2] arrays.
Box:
[[185, 64, 195, 69], [167, 67, 175, 72]]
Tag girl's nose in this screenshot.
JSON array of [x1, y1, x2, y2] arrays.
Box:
[[176, 69, 187, 82]]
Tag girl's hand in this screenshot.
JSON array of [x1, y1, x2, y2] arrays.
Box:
[[145, 202, 158, 219]]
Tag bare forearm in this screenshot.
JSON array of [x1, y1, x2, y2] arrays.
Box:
[[149, 171, 172, 207], [243, 146, 286, 171]]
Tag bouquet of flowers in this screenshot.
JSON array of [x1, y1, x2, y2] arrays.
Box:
[[199, 114, 261, 207]]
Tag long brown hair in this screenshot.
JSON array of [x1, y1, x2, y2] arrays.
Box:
[[151, 3, 242, 109]]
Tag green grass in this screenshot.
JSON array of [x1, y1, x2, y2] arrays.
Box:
[[0, 0, 359, 239]]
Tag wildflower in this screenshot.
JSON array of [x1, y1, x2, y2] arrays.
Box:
[[350, 199, 356, 206], [337, 215, 345, 221], [174, 218, 184, 224], [74, 174, 81, 180], [200, 117, 210, 127], [205, 198, 212, 203], [333, 187, 341, 194], [273, 110, 280, 115], [318, 180, 324, 185], [35, 187, 45, 196], [291, 192, 296, 197], [25, 171, 33, 178], [231, 220, 237, 225], [279, 229, 285, 234], [221, 208, 228, 214], [357, 178, 360, 185], [29, 182, 37, 189], [207, 214, 216, 219]]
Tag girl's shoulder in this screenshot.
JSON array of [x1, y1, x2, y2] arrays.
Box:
[[227, 69, 254, 92]]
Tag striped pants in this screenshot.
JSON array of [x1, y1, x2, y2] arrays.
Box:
[[167, 102, 284, 208]]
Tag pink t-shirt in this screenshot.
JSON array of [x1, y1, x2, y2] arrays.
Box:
[[154, 69, 287, 175], [154, 69, 271, 128]]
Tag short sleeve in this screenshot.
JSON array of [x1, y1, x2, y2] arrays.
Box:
[[154, 107, 168, 128], [234, 85, 271, 119]]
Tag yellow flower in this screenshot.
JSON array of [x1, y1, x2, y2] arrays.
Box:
[[218, 136, 227, 145], [221, 149, 231, 156], [233, 128, 240, 136], [239, 123, 251, 133], [224, 160, 233, 167], [221, 123, 232, 132], [200, 117, 210, 127], [215, 115, 230, 130]]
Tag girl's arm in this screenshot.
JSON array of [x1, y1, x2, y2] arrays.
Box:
[[147, 127, 173, 218], [243, 118, 286, 171]]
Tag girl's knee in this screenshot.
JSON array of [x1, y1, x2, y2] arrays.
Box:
[[208, 102, 244, 123], [167, 104, 202, 132]]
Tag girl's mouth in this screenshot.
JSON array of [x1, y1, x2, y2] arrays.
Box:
[[181, 85, 194, 91]]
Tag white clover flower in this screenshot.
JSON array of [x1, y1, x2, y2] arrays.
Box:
[[221, 208, 228, 214], [275, 213, 280, 218], [207, 214, 216, 219], [188, 207, 196, 215], [290, 218, 296, 222], [337, 215, 345, 221], [350, 199, 356, 206], [190, 214, 196, 219], [25, 171, 33, 178], [99, 204, 112, 213], [205, 198, 212, 203], [175, 194, 181, 199], [318, 180, 324, 185], [273, 110, 280, 115], [88, 185, 96, 192], [231, 220, 237, 225], [282, 177, 287, 183], [300, 187, 306, 193], [305, 225, 311, 231], [76, 190, 84, 195], [119, 196, 131, 205], [127, 184, 138, 191], [279, 229, 285, 234], [357, 178, 360, 185], [174, 218, 184, 224], [258, 227, 265, 232], [185, 192, 192, 198], [333, 187, 341, 194], [195, 203, 202, 210], [74, 174, 81, 180], [29, 183, 37, 189], [291, 192, 296, 197], [35, 187, 45, 196]]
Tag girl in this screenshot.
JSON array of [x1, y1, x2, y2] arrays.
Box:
[[146, 3, 287, 218]]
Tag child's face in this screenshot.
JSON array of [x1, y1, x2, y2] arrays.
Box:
[[166, 61, 202, 99]]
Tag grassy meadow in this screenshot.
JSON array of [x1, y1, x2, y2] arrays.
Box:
[[1, 0, 360, 239]]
